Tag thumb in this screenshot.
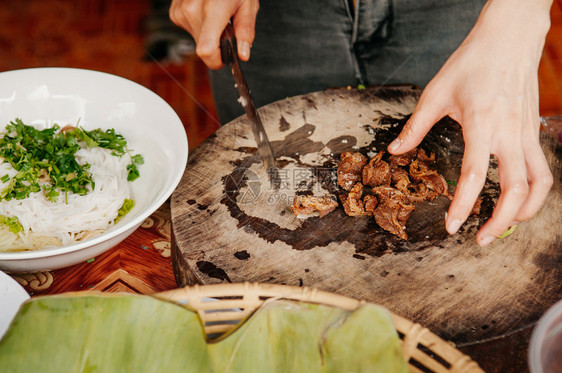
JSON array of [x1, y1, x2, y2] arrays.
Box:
[[387, 87, 448, 154]]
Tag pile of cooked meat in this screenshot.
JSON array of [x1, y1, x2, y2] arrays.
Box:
[[291, 148, 459, 240]]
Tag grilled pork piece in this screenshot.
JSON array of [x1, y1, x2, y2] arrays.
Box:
[[362, 151, 391, 187], [340, 183, 367, 216], [291, 146, 466, 241], [290, 195, 338, 218], [337, 152, 367, 191], [391, 168, 410, 193], [363, 194, 378, 215], [388, 149, 418, 170], [334, 148, 454, 240], [471, 196, 483, 215], [409, 159, 450, 199], [415, 148, 435, 166], [372, 198, 415, 240]]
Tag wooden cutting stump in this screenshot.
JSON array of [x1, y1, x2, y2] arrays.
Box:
[[171, 86, 562, 345]]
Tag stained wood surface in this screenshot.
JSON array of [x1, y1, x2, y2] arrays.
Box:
[[171, 86, 562, 345]]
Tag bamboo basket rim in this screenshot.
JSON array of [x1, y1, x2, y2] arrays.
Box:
[[156, 282, 484, 373]]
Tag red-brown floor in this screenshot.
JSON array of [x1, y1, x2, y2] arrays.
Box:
[[0, 0, 561, 149]]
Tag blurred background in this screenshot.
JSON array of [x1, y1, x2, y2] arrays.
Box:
[[0, 0, 560, 152]]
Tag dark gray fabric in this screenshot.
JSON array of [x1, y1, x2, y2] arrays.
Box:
[[209, 0, 486, 124]]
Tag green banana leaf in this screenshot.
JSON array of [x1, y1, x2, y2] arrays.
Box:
[[0, 293, 408, 373]]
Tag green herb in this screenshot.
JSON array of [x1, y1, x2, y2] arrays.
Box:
[[75, 127, 144, 181], [0, 215, 23, 234], [0, 174, 9, 183], [86, 258, 95, 263], [498, 225, 517, 239], [114, 198, 135, 223], [0, 119, 142, 203], [127, 154, 144, 182], [446, 180, 457, 186]]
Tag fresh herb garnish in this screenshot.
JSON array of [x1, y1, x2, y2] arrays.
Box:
[[126, 154, 144, 182], [74, 127, 144, 181], [0, 119, 143, 202], [498, 225, 517, 239], [114, 198, 135, 223], [446, 180, 457, 186], [0, 215, 23, 234]]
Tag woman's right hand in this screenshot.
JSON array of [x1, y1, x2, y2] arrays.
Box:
[[169, 0, 260, 69]]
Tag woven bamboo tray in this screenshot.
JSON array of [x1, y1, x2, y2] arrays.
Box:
[[157, 282, 483, 373]]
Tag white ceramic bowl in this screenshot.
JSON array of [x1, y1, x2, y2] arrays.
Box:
[[529, 299, 562, 373], [0, 270, 29, 338], [0, 68, 188, 273]]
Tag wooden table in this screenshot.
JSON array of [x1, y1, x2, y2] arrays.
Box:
[[8, 117, 561, 373], [8, 202, 177, 296]]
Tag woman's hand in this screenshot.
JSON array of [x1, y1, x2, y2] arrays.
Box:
[[169, 0, 259, 69], [388, 0, 554, 246]]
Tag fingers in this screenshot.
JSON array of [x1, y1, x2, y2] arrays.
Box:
[[475, 137, 529, 246], [169, 0, 202, 37], [478, 130, 552, 245], [445, 126, 490, 237], [197, 0, 235, 69], [449, 116, 553, 247], [388, 85, 448, 155], [170, 0, 259, 69], [514, 140, 553, 221], [233, 0, 259, 61]]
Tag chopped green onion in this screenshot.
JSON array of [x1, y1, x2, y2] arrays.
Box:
[[0, 215, 23, 234], [127, 154, 144, 182], [498, 225, 517, 239], [114, 198, 135, 223], [0, 118, 142, 203]]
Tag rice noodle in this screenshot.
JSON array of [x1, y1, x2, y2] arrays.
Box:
[[0, 145, 132, 252]]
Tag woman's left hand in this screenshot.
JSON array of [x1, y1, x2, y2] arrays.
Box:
[[388, 0, 554, 246]]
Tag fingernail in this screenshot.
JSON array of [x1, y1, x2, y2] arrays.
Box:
[[479, 236, 495, 246], [447, 219, 462, 234], [239, 41, 251, 60], [388, 138, 402, 152]]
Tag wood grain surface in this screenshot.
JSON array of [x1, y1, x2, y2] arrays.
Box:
[[171, 86, 562, 345]]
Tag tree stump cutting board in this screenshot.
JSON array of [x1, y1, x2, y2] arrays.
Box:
[[171, 86, 561, 345]]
